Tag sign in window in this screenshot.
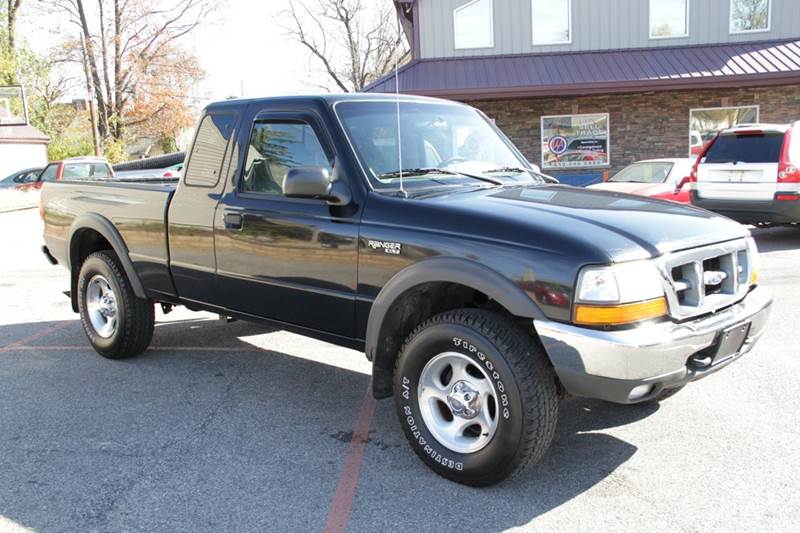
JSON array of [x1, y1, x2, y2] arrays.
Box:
[[541, 114, 610, 169], [689, 106, 759, 157]]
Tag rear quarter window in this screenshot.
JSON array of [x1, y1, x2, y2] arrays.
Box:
[[704, 133, 784, 164], [184, 114, 235, 187], [40, 164, 59, 182]]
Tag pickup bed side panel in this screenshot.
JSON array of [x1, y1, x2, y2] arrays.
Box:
[[41, 181, 177, 300]]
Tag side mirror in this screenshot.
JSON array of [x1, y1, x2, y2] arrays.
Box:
[[284, 166, 331, 198], [674, 176, 691, 194], [284, 164, 352, 206]]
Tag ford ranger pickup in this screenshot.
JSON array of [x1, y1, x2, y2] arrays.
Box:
[[40, 94, 773, 486]]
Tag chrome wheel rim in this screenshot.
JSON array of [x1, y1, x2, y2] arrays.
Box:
[[86, 275, 118, 338], [417, 352, 499, 454]]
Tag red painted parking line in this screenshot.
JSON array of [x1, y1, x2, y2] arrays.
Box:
[[323, 382, 377, 533], [0, 320, 72, 351], [0, 345, 265, 353]]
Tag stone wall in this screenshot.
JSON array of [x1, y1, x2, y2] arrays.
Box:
[[468, 84, 800, 177]]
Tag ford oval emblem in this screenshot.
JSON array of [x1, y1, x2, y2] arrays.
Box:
[[703, 270, 727, 286]]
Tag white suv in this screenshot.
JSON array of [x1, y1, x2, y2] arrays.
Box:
[[689, 122, 799, 225]]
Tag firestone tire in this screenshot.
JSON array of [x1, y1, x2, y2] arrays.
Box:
[[393, 309, 559, 486], [77, 251, 154, 359]]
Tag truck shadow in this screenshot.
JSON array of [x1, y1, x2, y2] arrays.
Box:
[[751, 225, 799, 253], [0, 318, 653, 531]]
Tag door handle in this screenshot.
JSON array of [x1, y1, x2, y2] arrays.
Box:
[[224, 212, 243, 230]]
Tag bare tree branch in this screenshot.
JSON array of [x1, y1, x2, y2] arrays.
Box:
[[281, 0, 409, 93]]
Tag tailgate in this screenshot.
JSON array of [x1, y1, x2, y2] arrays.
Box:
[[695, 131, 784, 201], [696, 163, 778, 201]]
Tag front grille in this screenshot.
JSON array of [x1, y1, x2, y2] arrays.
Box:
[[660, 239, 751, 320]]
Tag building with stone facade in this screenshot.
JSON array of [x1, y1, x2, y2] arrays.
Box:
[[368, 0, 800, 184]]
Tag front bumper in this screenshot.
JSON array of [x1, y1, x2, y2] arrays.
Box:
[[534, 285, 773, 404]]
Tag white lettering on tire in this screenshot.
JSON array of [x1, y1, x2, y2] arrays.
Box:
[[451, 337, 510, 419]]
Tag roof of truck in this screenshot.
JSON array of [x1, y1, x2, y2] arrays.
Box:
[[204, 93, 458, 113]]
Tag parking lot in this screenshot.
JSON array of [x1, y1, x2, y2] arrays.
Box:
[[1, 206, 799, 532]]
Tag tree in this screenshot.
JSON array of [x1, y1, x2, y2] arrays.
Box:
[[49, 0, 213, 145], [16, 46, 75, 134], [0, 0, 23, 83], [282, 0, 409, 92]]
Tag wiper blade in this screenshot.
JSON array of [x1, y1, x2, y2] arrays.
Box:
[[484, 166, 527, 174], [379, 167, 503, 185], [378, 168, 453, 179]]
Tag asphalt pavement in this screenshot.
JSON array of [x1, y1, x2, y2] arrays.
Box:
[[0, 208, 798, 532]]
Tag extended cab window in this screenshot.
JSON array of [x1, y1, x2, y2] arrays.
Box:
[[241, 121, 331, 195], [62, 163, 112, 179], [40, 164, 59, 182], [184, 114, 234, 187]]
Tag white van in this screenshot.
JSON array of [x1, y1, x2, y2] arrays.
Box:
[[690, 122, 799, 225]]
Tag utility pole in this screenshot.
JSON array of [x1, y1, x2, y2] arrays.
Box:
[[80, 33, 102, 157]]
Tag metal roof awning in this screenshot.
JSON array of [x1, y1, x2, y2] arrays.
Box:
[[363, 39, 800, 100]]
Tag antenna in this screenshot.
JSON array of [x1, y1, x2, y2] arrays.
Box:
[[394, 10, 404, 196]]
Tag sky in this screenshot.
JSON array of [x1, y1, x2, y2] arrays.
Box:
[[17, 0, 390, 107]]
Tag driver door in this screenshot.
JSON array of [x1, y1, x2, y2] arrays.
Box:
[[214, 108, 361, 338]]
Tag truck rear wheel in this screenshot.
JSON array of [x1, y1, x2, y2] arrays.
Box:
[[394, 309, 558, 486], [77, 251, 154, 359]]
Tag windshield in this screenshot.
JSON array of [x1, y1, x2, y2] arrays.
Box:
[[608, 162, 674, 183], [335, 101, 543, 190]]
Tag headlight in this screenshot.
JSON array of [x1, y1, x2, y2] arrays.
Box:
[[573, 261, 667, 326], [745, 236, 759, 286]]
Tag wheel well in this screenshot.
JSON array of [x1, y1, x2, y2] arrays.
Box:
[[69, 229, 114, 312], [371, 281, 519, 398]]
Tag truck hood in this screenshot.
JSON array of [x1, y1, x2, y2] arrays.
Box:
[[423, 184, 748, 260]]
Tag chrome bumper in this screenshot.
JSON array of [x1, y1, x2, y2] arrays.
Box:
[[534, 285, 773, 404]]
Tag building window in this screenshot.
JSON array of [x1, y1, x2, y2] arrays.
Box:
[[730, 0, 770, 34], [453, 0, 493, 49], [649, 0, 689, 39], [541, 113, 610, 170], [532, 0, 571, 45], [689, 106, 759, 156]]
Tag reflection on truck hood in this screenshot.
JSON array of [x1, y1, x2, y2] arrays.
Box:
[[423, 184, 748, 258]]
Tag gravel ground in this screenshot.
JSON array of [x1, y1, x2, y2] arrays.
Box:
[[0, 208, 798, 532]]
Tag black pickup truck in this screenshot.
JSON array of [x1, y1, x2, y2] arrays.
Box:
[[40, 94, 772, 486]]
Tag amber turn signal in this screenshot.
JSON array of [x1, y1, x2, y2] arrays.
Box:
[[573, 297, 668, 326]]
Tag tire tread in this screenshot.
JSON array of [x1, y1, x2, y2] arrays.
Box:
[[78, 250, 154, 359], [395, 308, 558, 485]]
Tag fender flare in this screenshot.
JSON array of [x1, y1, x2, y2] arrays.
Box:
[[365, 257, 545, 397], [67, 213, 147, 305]]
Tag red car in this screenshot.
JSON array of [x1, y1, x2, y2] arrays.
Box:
[[19, 157, 114, 190], [588, 158, 695, 204]]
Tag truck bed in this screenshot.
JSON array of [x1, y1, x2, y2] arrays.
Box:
[[41, 178, 178, 300]]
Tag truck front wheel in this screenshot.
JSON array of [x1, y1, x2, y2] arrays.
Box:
[[394, 309, 558, 486], [77, 251, 154, 359]]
